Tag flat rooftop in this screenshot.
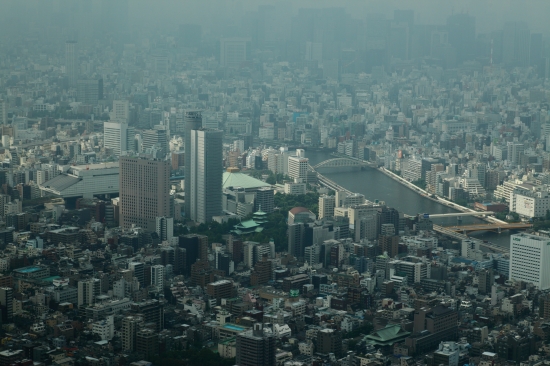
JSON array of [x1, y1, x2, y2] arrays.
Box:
[[14, 266, 44, 273]]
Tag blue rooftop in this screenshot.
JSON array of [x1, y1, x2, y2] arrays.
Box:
[[15, 266, 42, 273]]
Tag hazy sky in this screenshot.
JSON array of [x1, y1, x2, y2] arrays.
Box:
[[128, 0, 550, 35]]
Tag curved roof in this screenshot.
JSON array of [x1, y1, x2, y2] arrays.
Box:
[[289, 207, 311, 215], [222, 172, 271, 190]]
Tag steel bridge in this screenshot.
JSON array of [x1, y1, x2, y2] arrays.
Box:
[[445, 222, 532, 234], [313, 158, 369, 171]]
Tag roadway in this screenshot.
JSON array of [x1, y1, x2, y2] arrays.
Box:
[[446, 223, 532, 234], [433, 224, 509, 253]]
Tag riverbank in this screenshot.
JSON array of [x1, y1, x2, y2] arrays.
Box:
[[378, 167, 508, 225]]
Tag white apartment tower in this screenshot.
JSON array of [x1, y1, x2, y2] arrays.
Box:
[[509, 233, 550, 289]]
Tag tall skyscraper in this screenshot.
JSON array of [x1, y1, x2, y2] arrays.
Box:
[[65, 41, 78, 88], [104, 121, 135, 156], [184, 111, 202, 218], [509, 233, 550, 290], [236, 323, 276, 366], [446, 14, 476, 64], [503, 22, 531, 67], [188, 128, 223, 223], [119, 156, 171, 231]]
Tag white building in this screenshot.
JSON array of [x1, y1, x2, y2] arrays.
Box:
[[151, 265, 164, 292], [93, 315, 114, 340], [509, 233, 550, 289], [318, 194, 336, 219], [288, 156, 309, 182], [284, 180, 306, 195], [40, 163, 119, 199], [434, 341, 460, 366], [510, 190, 550, 218], [111, 100, 130, 123], [104, 121, 134, 156]]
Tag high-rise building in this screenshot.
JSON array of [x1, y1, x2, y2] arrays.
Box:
[[155, 216, 174, 241], [188, 128, 223, 223], [142, 126, 168, 156], [288, 156, 309, 181], [503, 22, 531, 67], [179, 234, 208, 274], [103, 121, 135, 156], [184, 111, 202, 218], [131, 299, 164, 332], [65, 41, 78, 88], [77, 79, 103, 105], [509, 233, 550, 289], [446, 14, 476, 63], [112, 100, 130, 123], [316, 328, 343, 357], [0, 287, 13, 322], [128, 262, 145, 287], [151, 265, 164, 292], [77, 278, 100, 307], [236, 323, 276, 366], [119, 156, 171, 231], [319, 194, 336, 219], [0, 100, 6, 125], [220, 38, 250, 68], [121, 316, 142, 351]]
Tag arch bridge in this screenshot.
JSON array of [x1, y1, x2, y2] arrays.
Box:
[[313, 158, 369, 172]]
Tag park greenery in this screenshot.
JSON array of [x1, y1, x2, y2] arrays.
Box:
[[176, 191, 320, 253]]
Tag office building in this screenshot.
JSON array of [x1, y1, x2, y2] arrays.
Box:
[[142, 126, 168, 156], [0, 287, 12, 322], [184, 111, 202, 217], [65, 41, 78, 87], [319, 194, 336, 219], [509, 233, 550, 289], [0, 100, 6, 126], [136, 328, 159, 358], [288, 156, 309, 181], [77, 278, 100, 307], [250, 255, 272, 286], [150, 265, 164, 292], [179, 234, 208, 274], [104, 121, 135, 156], [119, 156, 171, 231], [77, 78, 103, 105], [188, 129, 223, 223], [220, 38, 250, 68], [433, 342, 460, 366], [316, 329, 342, 357], [236, 323, 276, 366], [446, 14, 476, 63], [155, 216, 174, 241], [112, 100, 130, 123], [128, 262, 145, 287], [207, 280, 233, 304], [121, 316, 142, 351], [131, 299, 164, 332]]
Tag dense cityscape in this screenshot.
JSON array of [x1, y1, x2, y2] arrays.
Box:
[[0, 1, 550, 365]]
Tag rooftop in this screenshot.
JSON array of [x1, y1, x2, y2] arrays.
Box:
[[223, 172, 271, 190]]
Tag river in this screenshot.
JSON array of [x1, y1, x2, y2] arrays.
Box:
[[306, 150, 511, 249]]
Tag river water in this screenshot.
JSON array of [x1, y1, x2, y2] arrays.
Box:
[[306, 150, 511, 249]]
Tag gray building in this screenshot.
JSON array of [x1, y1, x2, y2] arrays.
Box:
[[236, 323, 275, 366], [184, 111, 202, 218], [189, 128, 223, 223]]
